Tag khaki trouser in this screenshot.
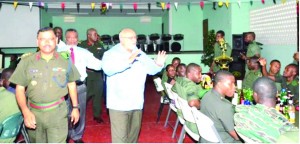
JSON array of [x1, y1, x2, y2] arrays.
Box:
[[28, 101, 68, 143], [109, 109, 142, 143]]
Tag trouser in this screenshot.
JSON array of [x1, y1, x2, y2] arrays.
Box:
[[67, 84, 87, 141], [86, 78, 104, 118], [109, 109, 142, 143], [27, 101, 68, 143]]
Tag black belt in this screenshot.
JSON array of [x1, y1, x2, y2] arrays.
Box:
[[75, 80, 85, 86]]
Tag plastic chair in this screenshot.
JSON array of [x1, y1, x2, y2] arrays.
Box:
[[153, 77, 169, 123], [169, 91, 185, 139], [163, 83, 180, 139], [191, 107, 223, 143], [0, 112, 23, 139], [177, 96, 200, 142]]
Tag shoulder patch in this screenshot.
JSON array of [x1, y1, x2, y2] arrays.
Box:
[[59, 51, 70, 60], [21, 53, 33, 59]]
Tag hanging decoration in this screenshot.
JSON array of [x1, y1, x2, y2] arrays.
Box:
[[250, 1, 253, 5], [76, 3, 80, 13], [225, 0, 229, 8], [262, 0, 265, 4], [29, 2, 33, 11], [13, 1, 18, 10], [120, 3, 123, 12], [91, 3, 95, 11], [174, 2, 178, 11], [187, 2, 191, 11], [200, 1, 204, 9], [161, 2, 165, 11], [218, 1, 223, 7], [281, 0, 286, 4], [101, 2, 107, 14], [148, 3, 151, 12], [61, 2, 65, 12], [133, 2, 137, 12], [273, 0, 276, 4], [44, 3, 48, 12], [237, 0, 241, 8], [38, 1, 44, 7], [167, 2, 170, 11], [213, 2, 216, 10]]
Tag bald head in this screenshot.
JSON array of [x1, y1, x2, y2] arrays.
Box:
[[186, 63, 202, 83], [119, 28, 137, 51], [253, 77, 277, 104]]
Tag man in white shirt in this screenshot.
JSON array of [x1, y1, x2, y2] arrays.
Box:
[[57, 28, 102, 143]]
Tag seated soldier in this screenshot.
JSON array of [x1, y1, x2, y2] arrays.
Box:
[[162, 57, 181, 83], [234, 77, 298, 143], [0, 81, 21, 143], [176, 63, 186, 77], [200, 70, 240, 143], [260, 58, 299, 103], [172, 63, 203, 134], [242, 56, 262, 89]]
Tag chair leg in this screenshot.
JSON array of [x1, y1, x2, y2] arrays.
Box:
[[156, 103, 164, 123], [178, 125, 185, 143], [164, 106, 172, 127], [172, 118, 179, 138]]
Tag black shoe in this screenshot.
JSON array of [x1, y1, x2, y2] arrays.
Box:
[[74, 138, 84, 143], [94, 117, 104, 123]]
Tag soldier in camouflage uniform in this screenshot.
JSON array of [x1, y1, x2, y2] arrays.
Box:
[[172, 63, 204, 134], [9, 27, 80, 143]]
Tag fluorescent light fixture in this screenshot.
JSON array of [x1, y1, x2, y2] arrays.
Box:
[[126, 12, 145, 15], [69, 12, 89, 15]]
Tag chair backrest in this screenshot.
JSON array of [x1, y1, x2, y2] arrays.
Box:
[[177, 96, 195, 123], [153, 77, 164, 92], [0, 112, 23, 139], [164, 82, 175, 100], [191, 107, 223, 143]]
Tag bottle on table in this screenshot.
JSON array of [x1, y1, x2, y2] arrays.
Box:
[[288, 100, 295, 124]]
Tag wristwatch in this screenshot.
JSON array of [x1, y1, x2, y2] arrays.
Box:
[[73, 105, 80, 109]]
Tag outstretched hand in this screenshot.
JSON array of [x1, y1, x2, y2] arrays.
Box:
[[258, 57, 267, 67], [155, 51, 167, 67]]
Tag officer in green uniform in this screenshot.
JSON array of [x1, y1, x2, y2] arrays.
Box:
[[240, 32, 261, 72], [242, 56, 262, 89], [200, 70, 241, 143], [210, 30, 232, 73], [78, 28, 106, 123], [9, 27, 80, 143], [0, 86, 20, 143], [172, 63, 204, 134]]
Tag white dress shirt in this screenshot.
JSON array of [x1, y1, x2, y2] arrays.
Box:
[[57, 45, 102, 81]]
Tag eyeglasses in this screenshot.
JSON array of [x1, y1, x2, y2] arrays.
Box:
[[122, 36, 137, 40]]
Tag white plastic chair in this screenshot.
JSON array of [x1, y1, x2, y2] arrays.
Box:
[[177, 96, 200, 142], [153, 77, 168, 123], [163, 83, 183, 139], [191, 107, 223, 143]]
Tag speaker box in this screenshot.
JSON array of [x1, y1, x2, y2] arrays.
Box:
[[229, 61, 245, 80], [229, 49, 246, 80], [232, 34, 244, 50]]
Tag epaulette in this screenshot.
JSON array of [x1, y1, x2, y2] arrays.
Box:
[[59, 51, 70, 60], [21, 53, 33, 59], [78, 40, 82, 44]]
